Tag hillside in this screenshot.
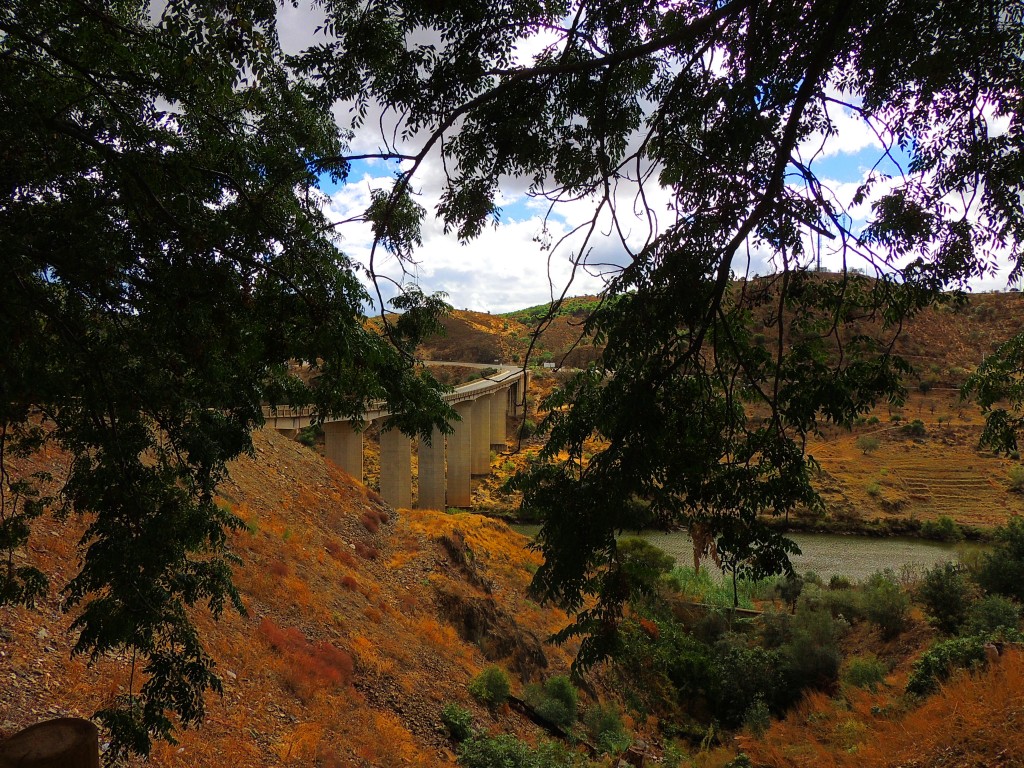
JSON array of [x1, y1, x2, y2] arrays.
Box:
[[0, 429, 588, 766]]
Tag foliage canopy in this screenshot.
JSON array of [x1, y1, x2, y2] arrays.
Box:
[[1, 0, 450, 757]]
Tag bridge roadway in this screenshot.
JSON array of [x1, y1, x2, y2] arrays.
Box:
[[262, 365, 528, 509]]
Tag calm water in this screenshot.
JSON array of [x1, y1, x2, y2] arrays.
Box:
[[511, 524, 984, 582]]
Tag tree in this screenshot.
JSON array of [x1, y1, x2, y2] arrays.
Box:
[[293, 0, 1022, 667], [1, 1, 451, 758], [855, 435, 880, 455]]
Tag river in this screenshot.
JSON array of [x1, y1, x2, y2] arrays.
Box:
[[511, 524, 984, 582]]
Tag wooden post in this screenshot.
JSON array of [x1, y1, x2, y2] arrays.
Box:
[[0, 718, 100, 768]]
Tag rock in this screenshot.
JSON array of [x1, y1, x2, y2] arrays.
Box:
[[36, 628, 49, 641]]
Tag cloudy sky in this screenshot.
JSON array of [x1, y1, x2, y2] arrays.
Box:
[[276, 5, 1017, 315]]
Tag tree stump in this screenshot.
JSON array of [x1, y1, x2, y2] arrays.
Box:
[[0, 718, 100, 768]]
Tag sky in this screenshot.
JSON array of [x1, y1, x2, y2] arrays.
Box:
[[275, 5, 1018, 315]]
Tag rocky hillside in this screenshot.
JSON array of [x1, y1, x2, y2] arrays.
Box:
[[0, 429, 592, 767]]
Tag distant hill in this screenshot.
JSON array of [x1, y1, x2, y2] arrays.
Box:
[[425, 283, 1024, 387]]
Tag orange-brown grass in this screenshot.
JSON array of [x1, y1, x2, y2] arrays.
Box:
[[744, 649, 1024, 767], [806, 402, 1024, 531], [2, 428, 584, 768]]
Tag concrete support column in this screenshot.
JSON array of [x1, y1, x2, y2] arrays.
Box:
[[446, 401, 474, 507], [471, 396, 491, 475], [324, 420, 363, 482], [379, 428, 412, 509], [509, 382, 520, 416], [417, 426, 446, 510], [489, 392, 506, 450]]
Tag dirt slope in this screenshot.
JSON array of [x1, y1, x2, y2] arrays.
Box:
[[0, 429, 581, 766]]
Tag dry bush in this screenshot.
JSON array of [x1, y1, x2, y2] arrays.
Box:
[[340, 574, 359, 591], [325, 540, 358, 567], [354, 542, 379, 560], [258, 617, 353, 702], [359, 512, 380, 533], [269, 559, 289, 578]]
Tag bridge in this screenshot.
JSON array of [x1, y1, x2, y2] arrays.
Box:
[[262, 366, 529, 510]]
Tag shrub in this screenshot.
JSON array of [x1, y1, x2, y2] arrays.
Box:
[[469, 666, 511, 709], [976, 516, 1024, 601], [353, 541, 379, 560], [441, 703, 474, 742], [520, 419, 537, 438], [906, 636, 988, 696], [828, 574, 851, 590], [902, 419, 927, 437], [524, 675, 578, 729], [843, 655, 887, 692], [865, 481, 882, 497], [743, 697, 771, 737], [862, 570, 910, 639], [776, 602, 843, 706], [920, 516, 963, 542], [457, 735, 581, 768], [1009, 466, 1024, 492], [583, 702, 631, 755], [964, 595, 1021, 636], [618, 537, 676, 598], [856, 435, 880, 455], [917, 562, 974, 634], [776, 574, 804, 612], [297, 424, 322, 448]]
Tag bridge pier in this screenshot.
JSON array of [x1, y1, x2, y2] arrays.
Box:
[[379, 427, 412, 509], [489, 392, 506, 450], [417, 426, 446, 510], [324, 420, 363, 481], [446, 401, 474, 507], [471, 396, 491, 475]]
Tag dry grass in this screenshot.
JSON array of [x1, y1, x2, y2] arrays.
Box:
[[744, 649, 1024, 767]]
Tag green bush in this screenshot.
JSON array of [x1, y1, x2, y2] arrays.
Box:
[[843, 655, 887, 692], [469, 667, 511, 709], [583, 703, 631, 755], [1009, 466, 1024, 492], [906, 636, 988, 696], [866, 481, 882, 497], [297, 424, 322, 448], [457, 734, 582, 768], [920, 516, 963, 542], [862, 570, 910, 639], [524, 675, 578, 729], [441, 703, 474, 742], [828, 574, 852, 590], [964, 595, 1021, 636], [743, 696, 771, 737], [917, 562, 974, 634], [617, 537, 676, 598], [902, 419, 927, 437], [776, 602, 843, 706], [976, 516, 1024, 602]]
